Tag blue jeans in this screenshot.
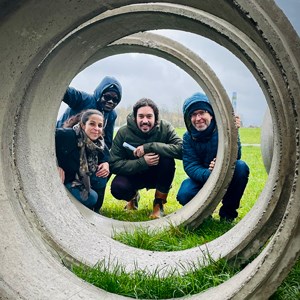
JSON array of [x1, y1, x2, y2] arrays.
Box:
[[65, 173, 107, 210], [177, 160, 249, 220]]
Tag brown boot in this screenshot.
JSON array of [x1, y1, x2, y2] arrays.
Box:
[[149, 190, 168, 219], [149, 198, 165, 219], [124, 192, 140, 210]]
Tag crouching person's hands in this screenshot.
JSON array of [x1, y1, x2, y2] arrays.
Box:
[[144, 153, 160, 166], [96, 162, 110, 178]]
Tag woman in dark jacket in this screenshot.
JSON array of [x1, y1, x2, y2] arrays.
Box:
[[55, 109, 110, 211]]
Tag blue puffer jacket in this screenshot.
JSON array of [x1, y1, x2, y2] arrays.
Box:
[[182, 92, 241, 183], [56, 76, 122, 149]]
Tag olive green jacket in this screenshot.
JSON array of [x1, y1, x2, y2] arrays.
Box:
[[109, 113, 182, 175]]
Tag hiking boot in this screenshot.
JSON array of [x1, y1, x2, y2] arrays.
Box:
[[149, 198, 165, 219], [124, 192, 140, 210]]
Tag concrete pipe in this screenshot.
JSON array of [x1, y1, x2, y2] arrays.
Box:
[[0, 1, 299, 299]]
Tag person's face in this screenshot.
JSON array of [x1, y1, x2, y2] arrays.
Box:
[[190, 109, 213, 131], [100, 91, 119, 112], [82, 114, 103, 141], [136, 106, 155, 133]]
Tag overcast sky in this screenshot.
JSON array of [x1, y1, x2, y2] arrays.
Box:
[[59, 1, 300, 127]]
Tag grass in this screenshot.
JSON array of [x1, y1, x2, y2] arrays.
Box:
[[101, 127, 266, 222], [113, 218, 234, 252], [72, 256, 240, 299], [72, 127, 299, 299]]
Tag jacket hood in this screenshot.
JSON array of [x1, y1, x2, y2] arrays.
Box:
[[183, 92, 214, 133], [93, 76, 122, 101]]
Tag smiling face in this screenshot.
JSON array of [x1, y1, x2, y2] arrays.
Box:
[[190, 109, 213, 131], [100, 91, 119, 112], [81, 114, 103, 141], [136, 106, 155, 133]]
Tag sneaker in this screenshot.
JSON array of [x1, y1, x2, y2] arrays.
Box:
[[124, 192, 140, 210]]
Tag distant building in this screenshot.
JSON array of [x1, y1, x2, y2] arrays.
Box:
[[232, 91, 237, 114], [231, 91, 244, 127]]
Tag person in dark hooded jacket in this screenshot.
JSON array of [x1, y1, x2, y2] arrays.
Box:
[[56, 76, 122, 150], [177, 92, 249, 221]]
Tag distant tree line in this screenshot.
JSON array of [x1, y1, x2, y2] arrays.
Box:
[[115, 103, 185, 128], [115, 105, 251, 128]]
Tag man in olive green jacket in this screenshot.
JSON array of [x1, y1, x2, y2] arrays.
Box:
[[109, 98, 182, 218]]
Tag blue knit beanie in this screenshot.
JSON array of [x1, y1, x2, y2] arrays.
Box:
[[183, 92, 214, 118]]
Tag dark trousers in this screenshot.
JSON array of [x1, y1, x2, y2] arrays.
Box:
[[177, 160, 250, 220], [111, 157, 176, 201]]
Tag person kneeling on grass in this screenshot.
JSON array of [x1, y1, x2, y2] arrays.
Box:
[[176, 92, 250, 222], [109, 98, 182, 219], [55, 109, 110, 212]]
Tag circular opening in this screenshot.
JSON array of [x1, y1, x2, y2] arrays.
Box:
[[52, 29, 237, 230], [56, 32, 267, 228]]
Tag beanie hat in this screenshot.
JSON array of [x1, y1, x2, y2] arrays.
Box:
[[183, 92, 216, 134], [186, 100, 214, 118]]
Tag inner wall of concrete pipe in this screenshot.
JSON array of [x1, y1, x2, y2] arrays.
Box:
[[1, 1, 299, 299]]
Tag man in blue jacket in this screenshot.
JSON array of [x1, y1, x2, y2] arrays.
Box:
[[57, 76, 122, 150], [177, 92, 249, 222]]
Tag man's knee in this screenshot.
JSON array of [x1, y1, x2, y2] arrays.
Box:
[[177, 190, 191, 206], [176, 178, 199, 206], [110, 176, 134, 200], [235, 160, 250, 178], [110, 177, 123, 199]]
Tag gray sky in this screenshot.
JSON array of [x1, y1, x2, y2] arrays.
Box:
[[59, 1, 300, 127]]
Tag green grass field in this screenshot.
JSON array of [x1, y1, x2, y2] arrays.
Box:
[[73, 127, 299, 299], [101, 127, 266, 221]]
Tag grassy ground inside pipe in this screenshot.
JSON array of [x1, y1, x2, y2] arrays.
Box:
[[72, 255, 240, 299]]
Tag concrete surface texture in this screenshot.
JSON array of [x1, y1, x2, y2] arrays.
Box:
[[261, 109, 274, 174], [0, 1, 299, 299]]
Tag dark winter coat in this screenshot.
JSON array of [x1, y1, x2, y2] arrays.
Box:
[[55, 128, 108, 184], [56, 76, 122, 149], [182, 92, 241, 183], [109, 113, 182, 175]]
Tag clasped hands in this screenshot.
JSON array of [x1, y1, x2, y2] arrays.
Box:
[[96, 162, 110, 178], [134, 145, 159, 166]]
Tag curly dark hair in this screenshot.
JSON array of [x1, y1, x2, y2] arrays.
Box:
[[133, 98, 159, 124]]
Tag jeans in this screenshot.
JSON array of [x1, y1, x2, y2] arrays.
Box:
[[65, 173, 107, 210], [177, 160, 250, 219], [111, 157, 176, 201]]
